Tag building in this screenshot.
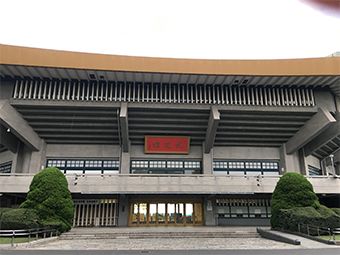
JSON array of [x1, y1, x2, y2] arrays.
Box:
[[0, 44, 339, 227]]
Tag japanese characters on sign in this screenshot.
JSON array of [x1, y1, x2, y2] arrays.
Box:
[[145, 136, 190, 154]]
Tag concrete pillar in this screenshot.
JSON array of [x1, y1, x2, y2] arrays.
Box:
[[202, 143, 213, 175], [204, 197, 216, 226], [28, 140, 47, 173], [13, 143, 32, 173], [280, 144, 301, 174], [298, 148, 307, 175], [120, 149, 130, 174], [118, 194, 129, 227]]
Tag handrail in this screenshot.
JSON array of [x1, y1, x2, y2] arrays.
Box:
[[0, 227, 58, 247], [297, 223, 339, 242]]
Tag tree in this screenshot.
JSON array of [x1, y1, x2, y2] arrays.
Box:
[[271, 172, 319, 228], [20, 167, 74, 232]]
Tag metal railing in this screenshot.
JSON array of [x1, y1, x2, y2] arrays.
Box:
[[297, 223, 339, 242], [0, 228, 58, 247]]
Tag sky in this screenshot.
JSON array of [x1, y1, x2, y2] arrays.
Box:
[[0, 0, 339, 59]]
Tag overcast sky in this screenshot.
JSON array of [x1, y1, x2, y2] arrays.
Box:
[[1, 0, 339, 59]]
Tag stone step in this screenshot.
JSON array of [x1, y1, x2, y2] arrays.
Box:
[[60, 232, 259, 240]]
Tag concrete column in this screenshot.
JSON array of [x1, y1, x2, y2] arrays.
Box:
[[280, 144, 301, 174], [202, 143, 213, 175], [120, 149, 130, 174], [28, 140, 47, 173], [204, 197, 217, 226], [13, 143, 32, 173], [118, 194, 129, 227], [298, 148, 307, 175]]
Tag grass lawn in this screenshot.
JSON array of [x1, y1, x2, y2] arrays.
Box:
[[0, 237, 30, 244], [320, 235, 340, 241]]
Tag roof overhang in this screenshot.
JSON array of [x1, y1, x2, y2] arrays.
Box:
[[1, 44, 339, 95], [1, 44, 340, 76]]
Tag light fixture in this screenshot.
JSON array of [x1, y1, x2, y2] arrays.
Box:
[[6, 128, 10, 133]]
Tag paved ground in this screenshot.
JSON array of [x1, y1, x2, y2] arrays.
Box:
[[1, 248, 340, 255], [1, 227, 338, 251]]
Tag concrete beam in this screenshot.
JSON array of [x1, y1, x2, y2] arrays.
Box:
[[1, 174, 339, 195], [0, 125, 19, 153], [304, 112, 340, 156], [285, 108, 336, 154], [0, 100, 41, 151], [119, 102, 130, 152], [204, 107, 220, 153]]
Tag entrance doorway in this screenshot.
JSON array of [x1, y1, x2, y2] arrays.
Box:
[[129, 202, 203, 226]]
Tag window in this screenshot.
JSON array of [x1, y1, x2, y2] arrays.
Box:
[[47, 159, 119, 174], [0, 162, 11, 173], [130, 160, 202, 174], [216, 198, 271, 218], [308, 165, 322, 176], [167, 161, 183, 169], [213, 160, 280, 175]]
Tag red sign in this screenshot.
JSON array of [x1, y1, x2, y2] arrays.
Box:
[[145, 136, 190, 154]]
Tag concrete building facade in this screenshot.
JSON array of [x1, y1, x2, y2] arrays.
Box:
[[0, 44, 339, 227]]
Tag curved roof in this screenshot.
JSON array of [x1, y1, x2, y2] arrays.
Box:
[[1, 44, 340, 76]]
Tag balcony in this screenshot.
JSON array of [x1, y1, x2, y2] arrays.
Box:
[[0, 174, 339, 195]]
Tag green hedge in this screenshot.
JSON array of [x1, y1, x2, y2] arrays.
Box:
[[0, 208, 12, 219], [332, 208, 340, 216], [276, 205, 340, 233], [0, 208, 40, 230]]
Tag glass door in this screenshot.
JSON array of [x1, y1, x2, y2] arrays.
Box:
[[149, 203, 157, 225], [176, 203, 185, 224], [129, 201, 203, 226], [167, 203, 176, 224], [158, 203, 166, 225]]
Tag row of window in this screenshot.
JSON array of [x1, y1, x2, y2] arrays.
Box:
[[131, 160, 201, 169], [47, 159, 280, 175], [0, 162, 11, 173], [216, 198, 272, 218], [47, 159, 119, 174], [131, 160, 202, 175], [213, 160, 279, 175], [308, 165, 322, 176]]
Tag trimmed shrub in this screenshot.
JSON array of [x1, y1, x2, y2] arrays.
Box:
[[332, 208, 340, 216], [20, 167, 74, 233], [271, 172, 319, 228], [0, 208, 40, 230], [276, 205, 340, 233], [0, 208, 12, 219]]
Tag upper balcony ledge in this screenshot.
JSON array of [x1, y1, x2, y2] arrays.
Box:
[[0, 174, 338, 195]]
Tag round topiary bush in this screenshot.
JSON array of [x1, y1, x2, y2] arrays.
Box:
[[271, 172, 319, 228], [20, 167, 74, 233]]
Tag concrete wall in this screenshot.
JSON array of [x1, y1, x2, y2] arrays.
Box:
[[46, 144, 121, 158], [306, 155, 321, 170], [0, 80, 14, 100], [130, 145, 202, 159], [0, 150, 14, 164], [314, 90, 336, 112], [213, 146, 280, 160]]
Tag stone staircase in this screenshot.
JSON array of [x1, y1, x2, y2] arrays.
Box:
[[60, 227, 260, 239]]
